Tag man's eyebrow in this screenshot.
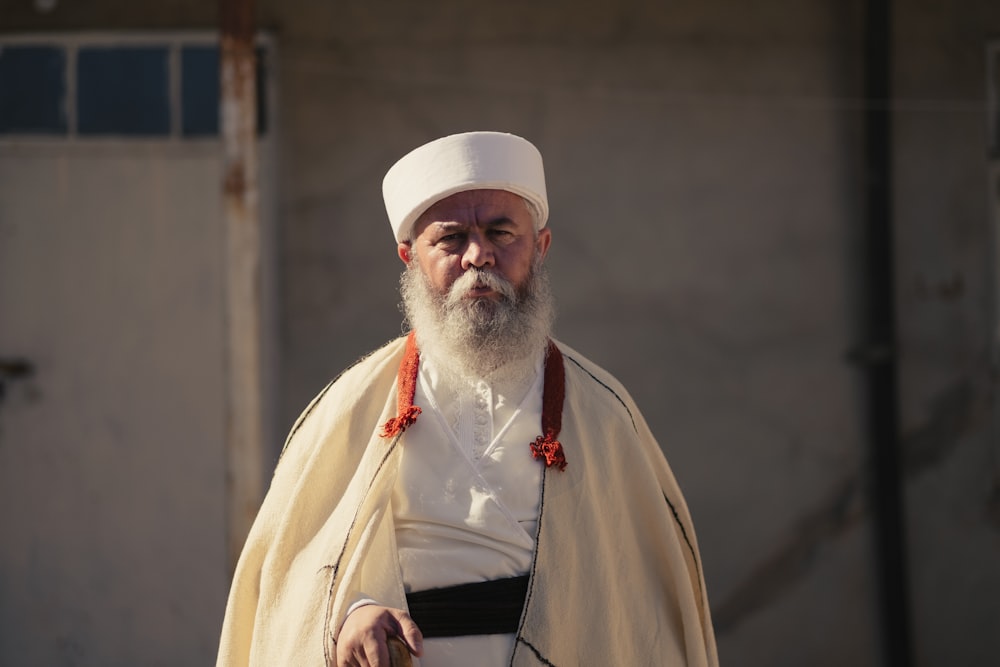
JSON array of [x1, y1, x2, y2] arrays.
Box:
[[431, 218, 514, 231], [431, 220, 467, 231], [484, 216, 516, 227]]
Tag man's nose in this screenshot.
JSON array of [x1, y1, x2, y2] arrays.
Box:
[[461, 235, 494, 270]]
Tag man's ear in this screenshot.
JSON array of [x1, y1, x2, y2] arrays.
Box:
[[536, 228, 552, 261], [397, 242, 413, 264]]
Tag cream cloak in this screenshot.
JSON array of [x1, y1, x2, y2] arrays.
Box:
[[216, 336, 719, 667]]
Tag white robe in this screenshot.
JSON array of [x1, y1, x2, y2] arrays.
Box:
[[390, 352, 544, 666], [216, 336, 718, 667]]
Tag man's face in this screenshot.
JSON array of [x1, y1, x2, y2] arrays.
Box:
[[397, 189, 552, 299]]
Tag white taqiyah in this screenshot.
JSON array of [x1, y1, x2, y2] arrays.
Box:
[[382, 131, 549, 242]]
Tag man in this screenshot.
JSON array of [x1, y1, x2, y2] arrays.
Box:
[[217, 132, 718, 667]]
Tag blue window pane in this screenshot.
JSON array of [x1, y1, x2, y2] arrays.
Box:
[[180, 44, 268, 138], [0, 45, 67, 134], [77, 47, 169, 136], [181, 46, 219, 136]]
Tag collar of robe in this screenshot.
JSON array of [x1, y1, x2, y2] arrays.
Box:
[[380, 331, 568, 471]]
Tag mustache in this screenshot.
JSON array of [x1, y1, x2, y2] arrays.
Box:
[[445, 267, 517, 305]]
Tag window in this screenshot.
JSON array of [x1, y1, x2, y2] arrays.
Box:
[[0, 45, 66, 134], [78, 46, 171, 136], [0, 34, 269, 139]]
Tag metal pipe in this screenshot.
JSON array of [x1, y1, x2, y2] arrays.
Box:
[[863, 0, 913, 664], [220, 0, 263, 574]]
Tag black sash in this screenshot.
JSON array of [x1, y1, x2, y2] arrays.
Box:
[[405, 575, 529, 638]]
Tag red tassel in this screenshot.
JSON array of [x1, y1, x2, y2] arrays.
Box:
[[381, 332, 422, 439], [380, 405, 422, 438], [529, 341, 568, 471], [530, 434, 567, 471]]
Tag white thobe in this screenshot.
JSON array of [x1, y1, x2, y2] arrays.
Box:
[[391, 352, 544, 666]]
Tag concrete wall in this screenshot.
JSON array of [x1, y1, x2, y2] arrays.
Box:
[[894, 3, 1000, 665], [1, 0, 998, 665]]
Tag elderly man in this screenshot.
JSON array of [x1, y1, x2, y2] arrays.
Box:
[[216, 132, 718, 667]]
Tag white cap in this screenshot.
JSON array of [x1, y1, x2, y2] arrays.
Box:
[[382, 131, 549, 242]]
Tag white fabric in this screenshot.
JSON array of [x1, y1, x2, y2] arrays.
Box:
[[393, 352, 544, 592], [382, 131, 549, 242], [390, 354, 544, 666], [216, 336, 719, 667]]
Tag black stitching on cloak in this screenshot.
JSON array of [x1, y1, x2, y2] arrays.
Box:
[[321, 435, 401, 665], [517, 637, 557, 666], [663, 492, 705, 603], [564, 354, 637, 433]]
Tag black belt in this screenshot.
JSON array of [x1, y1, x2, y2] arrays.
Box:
[[405, 575, 529, 638]]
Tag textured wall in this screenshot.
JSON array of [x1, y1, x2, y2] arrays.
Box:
[[894, 3, 1000, 665]]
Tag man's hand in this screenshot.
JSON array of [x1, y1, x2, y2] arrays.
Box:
[[336, 604, 423, 667]]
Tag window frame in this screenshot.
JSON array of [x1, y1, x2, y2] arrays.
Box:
[[0, 31, 273, 144]]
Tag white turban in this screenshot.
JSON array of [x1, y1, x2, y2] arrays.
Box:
[[382, 131, 549, 243]]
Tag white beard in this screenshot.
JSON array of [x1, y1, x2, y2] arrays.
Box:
[[399, 256, 555, 384]]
